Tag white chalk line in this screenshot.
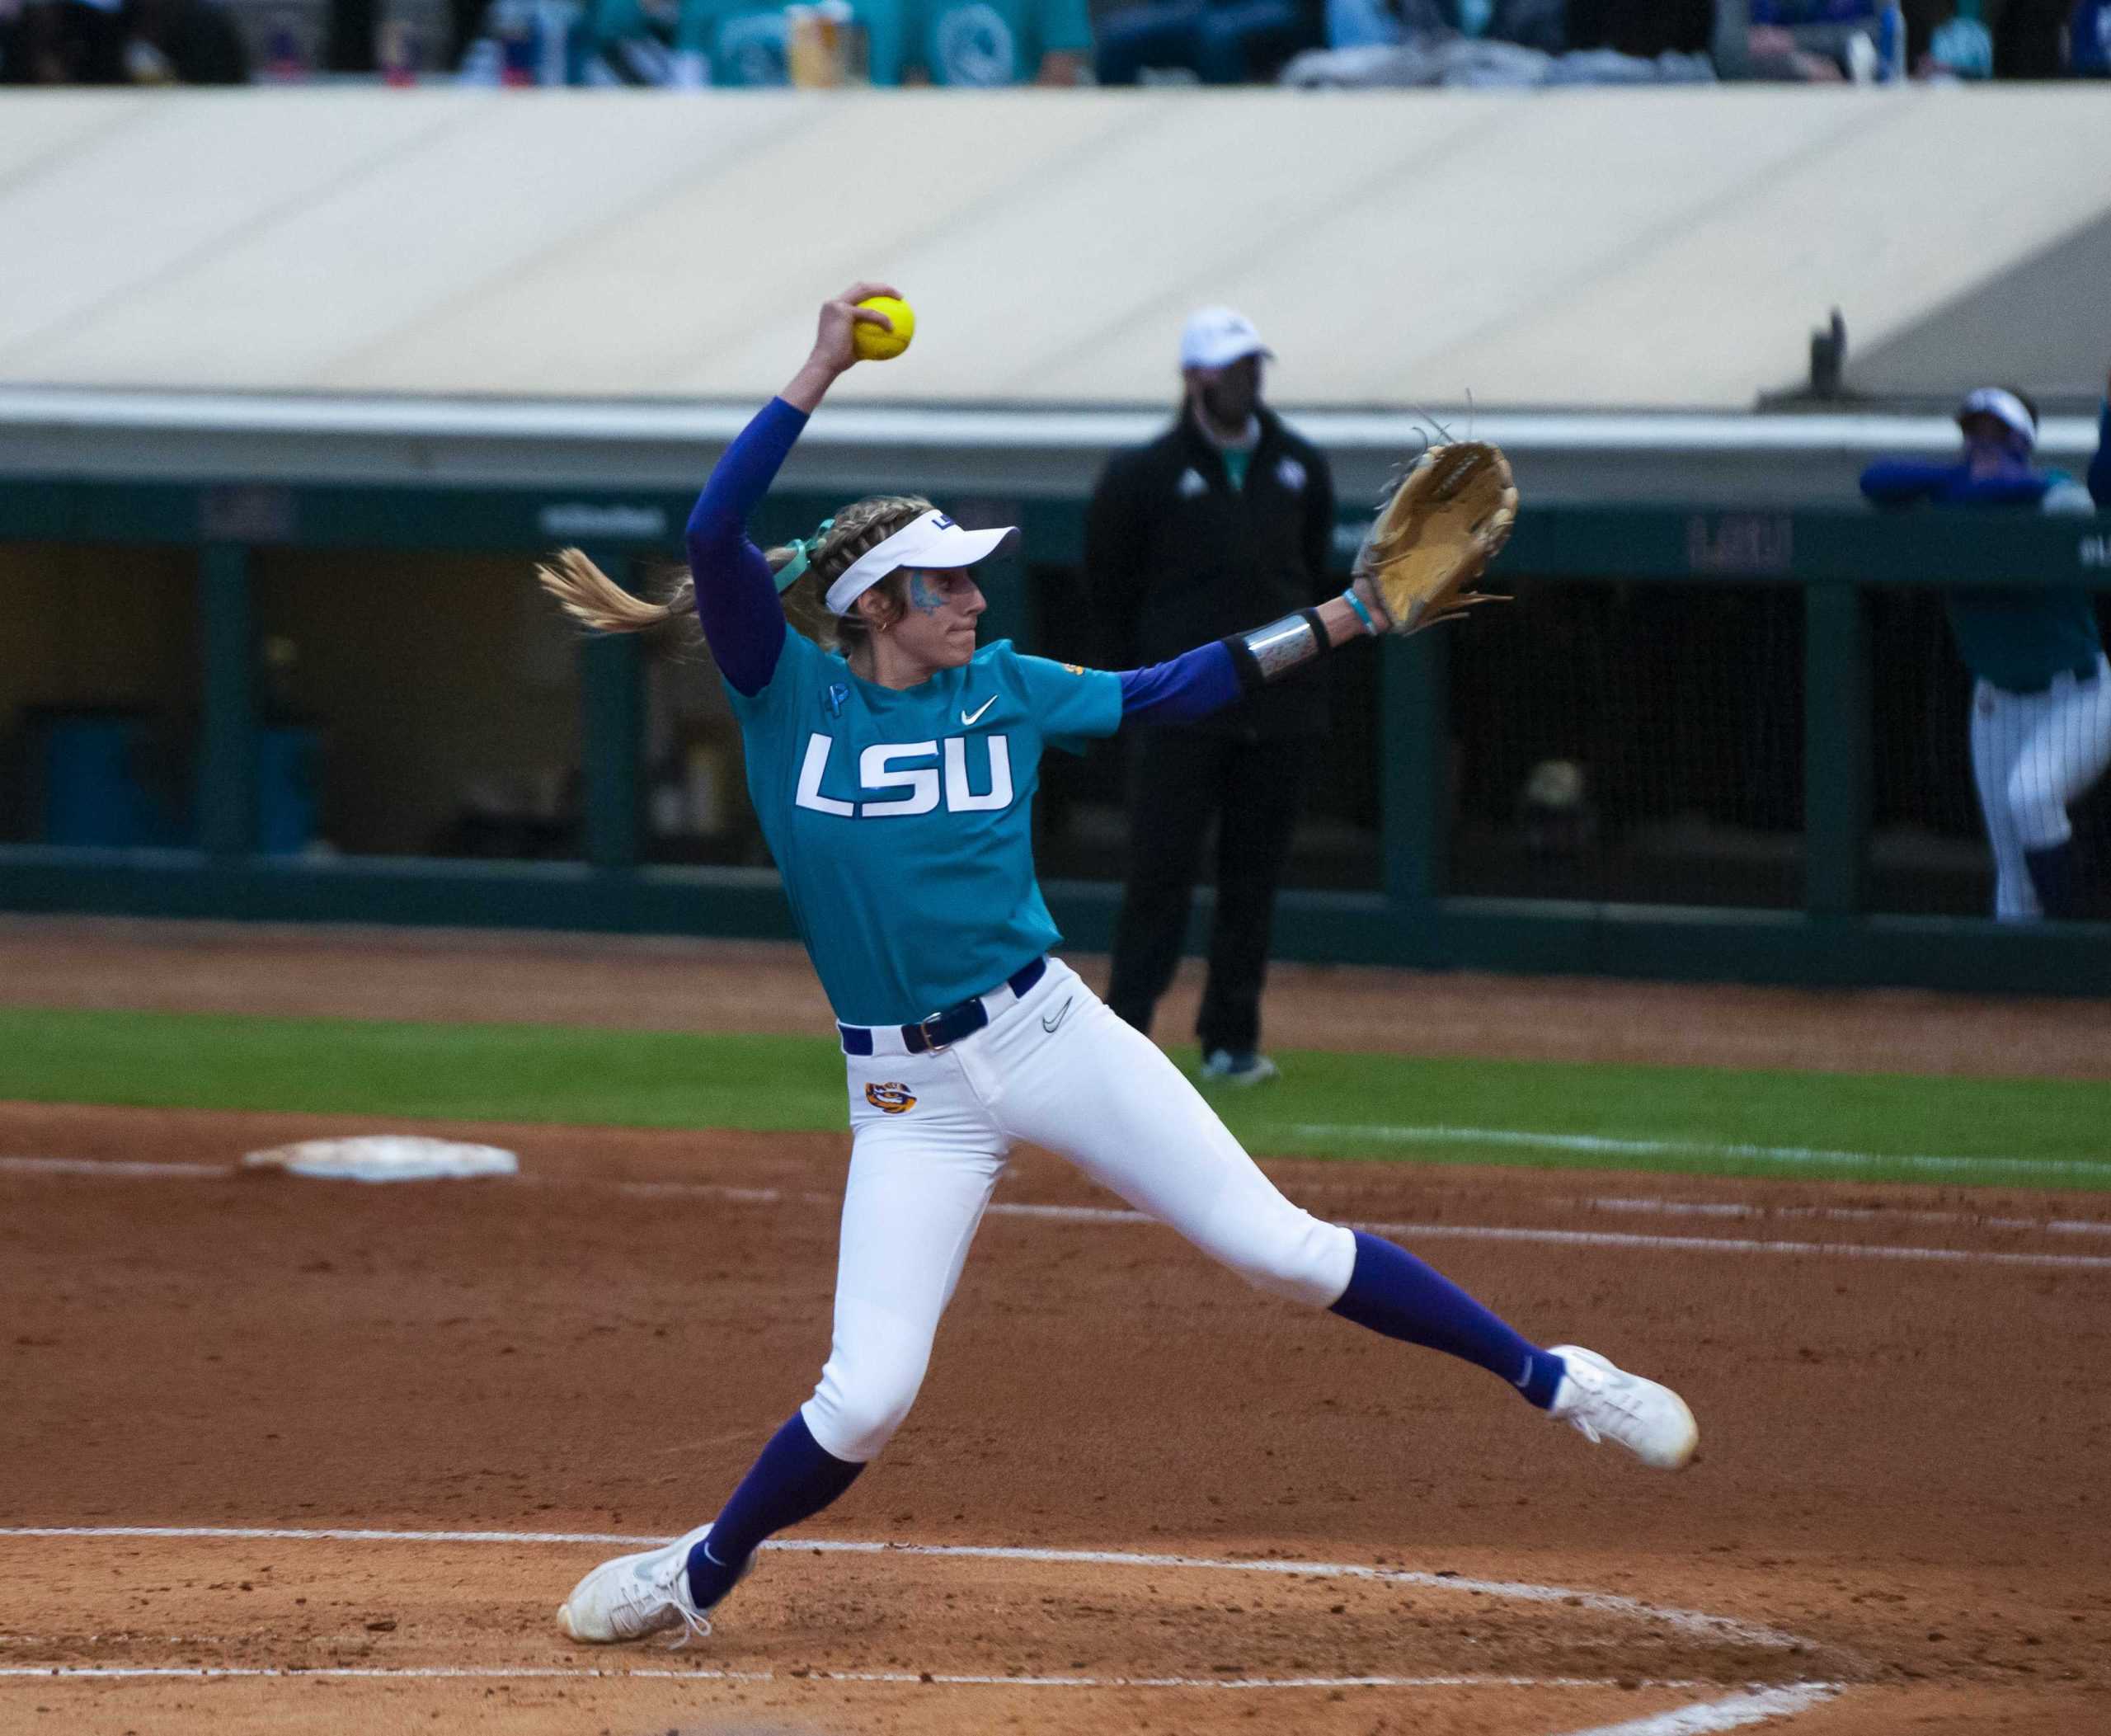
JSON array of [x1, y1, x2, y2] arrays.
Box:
[[633, 1184, 2111, 1249], [1564, 1683, 1841, 1736], [1044, 1201, 2111, 1271], [1581, 1197, 2111, 1239], [0, 1664, 1736, 1692], [8, 1157, 2108, 1271], [642, 1189, 2111, 1272], [0, 1525, 1808, 1653], [1291, 1123, 2111, 1179], [1341, 1221, 2111, 1272], [0, 1155, 225, 1178], [1282, 1181, 2111, 1240]]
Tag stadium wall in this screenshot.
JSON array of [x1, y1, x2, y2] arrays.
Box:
[[1, 470, 2105, 994]]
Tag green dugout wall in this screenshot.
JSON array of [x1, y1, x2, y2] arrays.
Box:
[[2, 474, 2106, 995]]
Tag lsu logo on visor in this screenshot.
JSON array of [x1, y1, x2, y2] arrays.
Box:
[[864, 1081, 917, 1114]]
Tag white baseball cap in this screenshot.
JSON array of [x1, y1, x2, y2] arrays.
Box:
[[1180, 307, 1273, 372], [1957, 386, 2037, 451], [823, 508, 1017, 617]]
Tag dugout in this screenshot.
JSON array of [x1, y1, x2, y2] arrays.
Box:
[[2, 88, 2109, 992]]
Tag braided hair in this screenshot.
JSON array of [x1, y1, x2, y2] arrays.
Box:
[[536, 493, 934, 666]]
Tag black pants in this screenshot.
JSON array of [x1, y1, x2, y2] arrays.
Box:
[[1107, 728, 1307, 1056]]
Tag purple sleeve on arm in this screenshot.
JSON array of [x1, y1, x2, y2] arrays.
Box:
[[1949, 472, 2055, 506], [1860, 459, 2051, 510], [685, 397, 809, 698], [1859, 459, 1954, 505], [1117, 642, 1243, 725]]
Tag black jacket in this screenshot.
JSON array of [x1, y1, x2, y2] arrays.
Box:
[[1086, 404, 1337, 738]]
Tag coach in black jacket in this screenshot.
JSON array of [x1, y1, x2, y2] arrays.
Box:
[[1086, 308, 1336, 1084]]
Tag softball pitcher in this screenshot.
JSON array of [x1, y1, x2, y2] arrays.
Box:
[[538, 285, 1698, 1648], [1861, 385, 2111, 920]]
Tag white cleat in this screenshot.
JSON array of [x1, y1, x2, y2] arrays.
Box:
[[558, 1522, 726, 1645], [1547, 1345, 1699, 1470]]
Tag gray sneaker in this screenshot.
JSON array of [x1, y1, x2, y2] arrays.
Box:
[[1199, 1049, 1280, 1086]]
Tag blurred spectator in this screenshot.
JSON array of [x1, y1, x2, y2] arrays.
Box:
[[1280, 0, 1719, 80], [1568, 0, 1712, 54], [552, 0, 1090, 86], [2062, 0, 2110, 71], [580, 0, 704, 82], [1097, 0, 1317, 82], [864, 0, 1092, 82], [1732, 0, 2026, 81], [2, 0, 125, 81], [456, 0, 565, 79], [121, 0, 248, 77], [1, 0, 247, 80], [1324, 0, 1562, 50], [703, 0, 789, 79], [1921, 0, 1991, 73], [1717, 0, 1883, 79]]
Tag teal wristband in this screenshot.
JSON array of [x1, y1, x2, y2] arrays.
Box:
[[1341, 586, 1379, 637]]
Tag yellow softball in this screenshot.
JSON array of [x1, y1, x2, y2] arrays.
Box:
[[853, 295, 914, 362]]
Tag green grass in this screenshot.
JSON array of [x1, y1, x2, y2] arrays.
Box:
[[2, 1005, 2107, 1190]]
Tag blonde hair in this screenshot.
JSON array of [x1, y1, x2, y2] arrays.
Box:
[[536, 493, 934, 659]]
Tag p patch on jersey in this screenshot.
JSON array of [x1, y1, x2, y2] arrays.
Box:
[[864, 1081, 917, 1114]]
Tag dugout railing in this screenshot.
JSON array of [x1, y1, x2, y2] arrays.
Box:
[[0, 477, 2106, 995]]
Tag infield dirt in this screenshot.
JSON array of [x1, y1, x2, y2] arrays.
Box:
[[2, 921, 2108, 1734]]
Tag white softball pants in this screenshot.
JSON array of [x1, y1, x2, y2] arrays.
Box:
[[1968, 654, 2111, 920], [801, 957, 1356, 1463]]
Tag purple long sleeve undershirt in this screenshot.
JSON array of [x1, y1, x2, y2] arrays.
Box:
[[688, 397, 1255, 720], [1117, 642, 1244, 723], [685, 398, 805, 698]]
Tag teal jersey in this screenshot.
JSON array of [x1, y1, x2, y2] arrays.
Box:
[[704, 2, 789, 82], [1944, 588, 2104, 694], [727, 631, 1121, 1027], [857, 0, 1090, 83]]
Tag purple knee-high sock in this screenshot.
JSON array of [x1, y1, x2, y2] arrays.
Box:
[[686, 1412, 863, 1609], [1328, 1230, 1563, 1409]]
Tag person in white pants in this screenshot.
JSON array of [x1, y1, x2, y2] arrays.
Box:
[[1862, 383, 2111, 920], [1970, 652, 2111, 920], [534, 285, 1701, 1649]]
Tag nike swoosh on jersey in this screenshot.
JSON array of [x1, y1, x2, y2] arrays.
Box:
[[1041, 996, 1074, 1034], [961, 697, 996, 727]]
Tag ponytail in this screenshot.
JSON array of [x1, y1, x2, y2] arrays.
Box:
[[535, 548, 694, 637]]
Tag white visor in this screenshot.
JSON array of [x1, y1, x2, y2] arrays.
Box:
[[1957, 387, 2036, 451], [824, 509, 1018, 617]]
